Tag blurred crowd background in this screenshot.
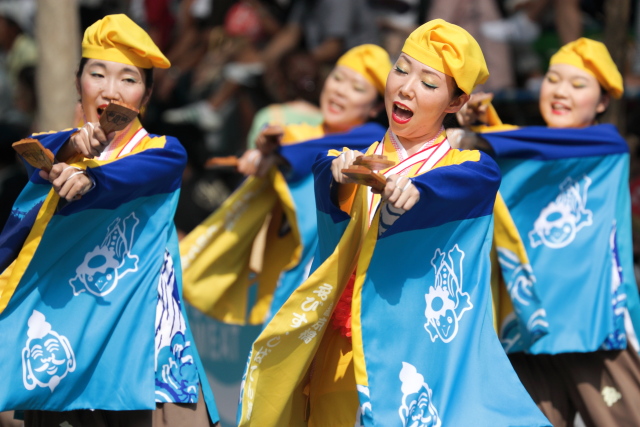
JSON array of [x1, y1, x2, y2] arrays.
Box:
[[2, 0, 640, 269]]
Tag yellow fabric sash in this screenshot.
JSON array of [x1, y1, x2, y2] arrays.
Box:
[[179, 122, 322, 325], [238, 183, 369, 426], [180, 167, 302, 325], [491, 192, 532, 329]]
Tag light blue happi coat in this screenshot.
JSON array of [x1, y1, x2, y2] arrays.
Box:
[[308, 146, 551, 427], [0, 128, 218, 420], [482, 124, 640, 354]]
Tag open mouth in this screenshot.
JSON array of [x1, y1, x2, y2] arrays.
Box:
[[327, 100, 344, 114], [550, 102, 570, 115], [392, 102, 413, 124], [97, 104, 109, 118]]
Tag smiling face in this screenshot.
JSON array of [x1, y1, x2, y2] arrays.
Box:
[[385, 54, 468, 150], [27, 334, 69, 383], [539, 63, 608, 128], [319, 65, 381, 134], [77, 59, 150, 124]]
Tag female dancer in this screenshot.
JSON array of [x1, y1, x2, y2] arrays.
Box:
[[459, 38, 640, 426], [238, 19, 550, 427], [0, 14, 218, 426]]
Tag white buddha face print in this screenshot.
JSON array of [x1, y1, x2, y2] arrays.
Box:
[[22, 311, 76, 392], [399, 362, 441, 427]]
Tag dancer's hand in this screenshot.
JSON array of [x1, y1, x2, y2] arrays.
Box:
[[331, 149, 364, 184], [237, 149, 279, 177], [456, 92, 493, 127], [377, 174, 420, 211], [69, 121, 114, 159], [39, 163, 94, 202]]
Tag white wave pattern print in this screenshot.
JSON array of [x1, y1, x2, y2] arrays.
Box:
[[155, 250, 199, 402], [601, 222, 632, 351], [399, 362, 441, 427], [529, 175, 592, 249], [496, 247, 548, 351]]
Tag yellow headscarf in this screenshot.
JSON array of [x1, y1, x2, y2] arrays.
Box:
[[82, 14, 170, 69], [549, 37, 623, 99], [401, 19, 488, 94], [336, 44, 392, 95]]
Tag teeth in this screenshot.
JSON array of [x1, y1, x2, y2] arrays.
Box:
[[396, 104, 411, 112]]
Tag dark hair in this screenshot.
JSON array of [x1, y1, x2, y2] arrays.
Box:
[[443, 81, 465, 128], [594, 86, 609, 122], [76, 57, 154, 89], [369, 93, 389, 128]]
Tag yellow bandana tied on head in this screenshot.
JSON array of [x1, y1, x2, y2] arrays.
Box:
[[82, 14, 170, 69], [550, 37, 623, 99], [401, 19, 488, 94], [336, 44, 392, 95]]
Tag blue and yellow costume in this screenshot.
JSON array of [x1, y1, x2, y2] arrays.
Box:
[[237, 20, 550, 427], [0, 15, 218, 423], [477, 39, 640, 426]]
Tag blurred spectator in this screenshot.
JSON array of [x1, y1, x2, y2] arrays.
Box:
[[144, 0, 216, 105], [0, 123, 28, 231], [482, 0, 582, 46], [371, 0, 419, 60], [128, 0, 176, 51], [160, 0, 283, 149], [261, 0, 380, 70], [627, 0, 640, 90], [630, 139, 640, 286], [78, 0, 127, 33], [161, 0, 381, 148], [247, 49, 323, 148], [427, 0, 515, 92], [10, 65, 37, 131], [0, 0, 36, 125]]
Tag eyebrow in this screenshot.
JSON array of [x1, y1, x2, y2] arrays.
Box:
[[398, 54, 443, 80], [87, 61, 140, 76], [547, 69, 590, 81]]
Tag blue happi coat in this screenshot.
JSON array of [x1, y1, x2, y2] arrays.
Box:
[[482, 124, 640, 354], [237, 131, 550, 427], [0, 126, 218, 420]]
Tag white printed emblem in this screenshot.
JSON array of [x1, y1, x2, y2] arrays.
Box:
[[69, 213, 139, 296], [399, 362, 441, 427], [529, 175, 592, 249], [424, 245, 472, 343], [22, 310, 76, 392]]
